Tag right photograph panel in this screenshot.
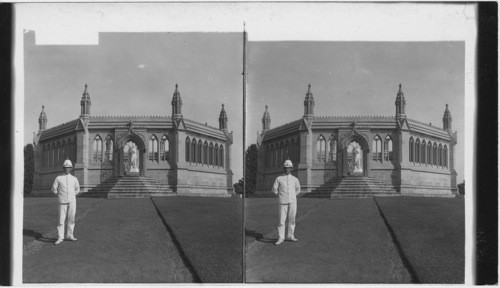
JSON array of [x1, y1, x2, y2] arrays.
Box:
[[245, 40, 466, 283]]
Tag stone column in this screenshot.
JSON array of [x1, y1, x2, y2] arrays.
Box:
[[297, 129, 312, 193], [74, 130, 89, 192], [175, 129, 189, 193]]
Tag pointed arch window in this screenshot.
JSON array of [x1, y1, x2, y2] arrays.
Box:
[[161, 135, 169, 161], [270, 144, 275, 167], [203, 141, 208, 165], [421, 140, 426, 164], [72, 136, 77, 164], [316, 135, 326, 163], [93, 135, 103, 162], [105, 134, 113, 161], [56, 141, 61, 166], [296, 137, 300, 165], [149, 135, 159, 161], [61, 140, 67, 162], [220, 145, 224, 168], [278, 142, 283, 164], [215, 144, 219, 166], [209, 143, 214, 165], [51, 143, 56, 166], [328, 135, 337, 162], [444, 145, 448, 168], [438, 144, 443, 167], [384, 135, 393, 161], [290, 139, 295, 164], [433, 142, 437, 165], [427, 141, 432, 165], [185, 137, 190, 162], [285, 140, 289, 160], [190, 138, 196, 163], [415, 139, 421, 164], [274, 143, 279, 167], [373, 135, 382, 161], [408, 137, 414, 163], [197, 140, 203, 164]]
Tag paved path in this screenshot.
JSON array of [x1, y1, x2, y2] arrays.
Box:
[[245, 198, 412, 283], [23, 198, 193, 283]]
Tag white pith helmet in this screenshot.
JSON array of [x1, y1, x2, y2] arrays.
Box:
[[62, 159, 73, 168], [283, 160, 293, 168]]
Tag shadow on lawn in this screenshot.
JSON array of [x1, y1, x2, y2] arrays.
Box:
[[245, 229, 276, 244], [23, 229, 57, 243]]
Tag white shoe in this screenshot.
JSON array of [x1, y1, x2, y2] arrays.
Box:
[[287, 237, 299, 242], [54, 238, 63, 245], [66, 236, 77, 241], [275, 239, 284, 246]]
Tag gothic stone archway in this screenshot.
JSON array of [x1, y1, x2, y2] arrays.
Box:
[[339, 133, 370, 177], [115, 132, 147, 176]]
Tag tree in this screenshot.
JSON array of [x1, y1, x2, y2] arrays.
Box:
[[24, 144, 34, 196], [233, 178, 243, 195], [458, 180, 465, 195], [244, 144, 258, 197]]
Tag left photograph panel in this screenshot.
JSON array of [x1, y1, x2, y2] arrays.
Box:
[[22, 19, 244, 283]]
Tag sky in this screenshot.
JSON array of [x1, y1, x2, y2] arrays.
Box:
[[24, 32, 244, 180], [247, 41, 465, 182]]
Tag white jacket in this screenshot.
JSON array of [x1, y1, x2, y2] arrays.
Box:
[[52, 173, 80, 203], [272, 174, 301, 204]]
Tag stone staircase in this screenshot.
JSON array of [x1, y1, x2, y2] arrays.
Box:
[[83, 175, 176, 198], [306, 176, 399, 199]]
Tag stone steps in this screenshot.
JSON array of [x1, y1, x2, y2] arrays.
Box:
[[307, 176, 399, 199], [83, 176, 176, 198]]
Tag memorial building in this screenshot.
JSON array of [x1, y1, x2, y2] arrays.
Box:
[[255, 84, 457, 198], [32, 84, 234, 198]]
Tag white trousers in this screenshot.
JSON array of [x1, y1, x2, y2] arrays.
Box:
[[278, 202, 297, 240], [57, 202, 76, 240]]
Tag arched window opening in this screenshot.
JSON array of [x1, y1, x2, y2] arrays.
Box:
[[105, 135, 113, 161], [197, 140, 202, 164], [444, 145, 448, 168], [409, 137, 414, 163], [215, 144, 219, 166], [384, 135, 393, 162], [296, 137, 300, 165], [185, 137, 190, 162], [415, 139, 421, 164], [190, 138, 196, 163], [427, 141, 432, 165], [161, 135, 169, 161], [93, 135, 102, 163], [433, 142, 437, 165], [372, 135, 382, 161], [61, 141, 67, 162], [274, 143, 279, 166], [203, 141, 208, 165], [438, 144, 443, 167], [290, 139, 295, 163], [270, 144, 275, 167], [209, 143, 214, 165], [56, 142, 61, 166], [328, 136, 337, 162], [316, 135, 326, 163], [421, 140, 426, 164], [149, 135, 158, 161], [220, 145, 224, 168], [285, 140, 289, 160], [279, 142, 284, 164]]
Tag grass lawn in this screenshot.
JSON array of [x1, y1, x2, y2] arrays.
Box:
[[374, 196, 465, 283], [23, 197, 106, 247], [244, 198, 329, 245], [23, 198, 192, 283], [152, 196, 243, 283]]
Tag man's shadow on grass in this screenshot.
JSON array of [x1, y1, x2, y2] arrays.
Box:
[[245, 229, 276, 244], [23, 229, 58, 243]]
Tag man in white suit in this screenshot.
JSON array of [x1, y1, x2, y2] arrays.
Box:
[[51, 159, 80, 245], [272, 160, 301, 246]]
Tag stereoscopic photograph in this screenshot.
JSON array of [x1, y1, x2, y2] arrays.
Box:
[[16, 2, 476, 285]]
